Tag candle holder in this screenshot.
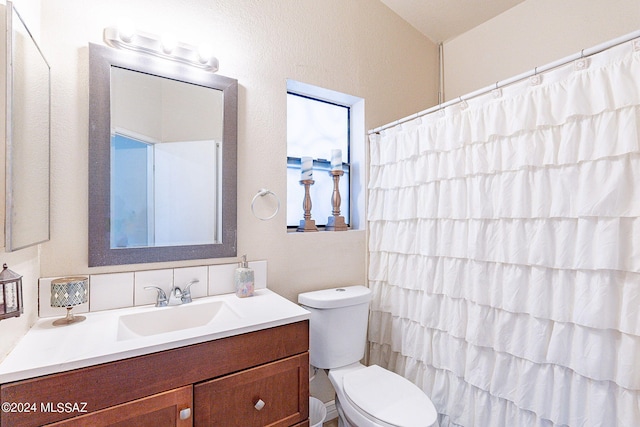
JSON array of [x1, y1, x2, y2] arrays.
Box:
[[51, 277, 88, 326], [326, 170, 348, 231], [297, 179, 318, 232], [0, 264, 23, 321]]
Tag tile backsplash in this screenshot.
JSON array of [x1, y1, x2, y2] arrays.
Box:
[[38, 261, 267, 318], [90, 272, 135, 312]]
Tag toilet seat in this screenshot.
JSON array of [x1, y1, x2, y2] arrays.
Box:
[[341, 365, 437, 427]]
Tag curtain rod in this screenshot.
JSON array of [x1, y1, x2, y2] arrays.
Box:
[[369, 29, 640, 135]]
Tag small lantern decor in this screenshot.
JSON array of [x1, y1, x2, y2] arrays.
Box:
[[50, 276, 88, 326], [0, 263, 23, 320]]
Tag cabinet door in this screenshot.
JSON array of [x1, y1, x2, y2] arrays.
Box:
[[45, 386, 193, 427], [194, 353, 309, 427]]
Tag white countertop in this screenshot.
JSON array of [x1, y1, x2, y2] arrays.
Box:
[[0, 289, 310, 384]]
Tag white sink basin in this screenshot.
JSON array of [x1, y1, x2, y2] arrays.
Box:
[[117, 300, 239, 340]]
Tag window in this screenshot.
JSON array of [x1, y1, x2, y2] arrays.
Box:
[[287, 92, 350, 227], [286, 80, 365, 231]]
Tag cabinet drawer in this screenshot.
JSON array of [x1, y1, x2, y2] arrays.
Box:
[[45, 386, 193, 427], [194, 353, 309, 427]]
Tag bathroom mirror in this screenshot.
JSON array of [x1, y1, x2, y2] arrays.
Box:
[[88, 43, 237, 266], [4, 1, 51, 252]]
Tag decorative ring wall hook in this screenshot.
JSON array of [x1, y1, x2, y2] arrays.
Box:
[[251, 188, 280, 221]]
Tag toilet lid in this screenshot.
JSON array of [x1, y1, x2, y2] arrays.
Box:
[[342, 365, 437, 427]]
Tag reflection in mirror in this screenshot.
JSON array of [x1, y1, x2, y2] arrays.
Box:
[[110, 67, 223, 249], [5, 1, 51, 251], [89, 43, 237, 266]]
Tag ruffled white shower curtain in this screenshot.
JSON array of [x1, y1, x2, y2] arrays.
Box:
[[368, 37, 640, 427]]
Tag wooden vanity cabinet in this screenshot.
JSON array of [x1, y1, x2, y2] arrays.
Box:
[[0, 321, 309, 427]]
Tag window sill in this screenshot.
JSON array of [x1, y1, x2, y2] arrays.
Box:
[[286, 226, 354, 233]]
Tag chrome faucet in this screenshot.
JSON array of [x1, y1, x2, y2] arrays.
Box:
[[144, 279, 200, 307], [144, 286, 168, 307], [180, 280, 199, 304], [167, 284, 184, 306]]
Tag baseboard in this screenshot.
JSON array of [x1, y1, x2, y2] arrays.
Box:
[[324, 399, 338, 421]]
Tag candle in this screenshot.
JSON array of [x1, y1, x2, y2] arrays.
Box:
[[301, 156, 313, 180], [330, 149, 342, 171]]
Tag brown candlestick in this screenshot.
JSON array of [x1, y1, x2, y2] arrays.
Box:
[[326, 170, 348, 231], [297, 179, 318, 232]]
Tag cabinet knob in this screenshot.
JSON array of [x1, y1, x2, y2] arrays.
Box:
[[254, 399, 266, 411], [179, 407, 191, 420]]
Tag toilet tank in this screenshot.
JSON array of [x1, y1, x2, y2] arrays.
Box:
[[298, 286, 372, 369]]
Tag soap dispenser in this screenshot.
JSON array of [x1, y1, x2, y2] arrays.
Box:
[[234, 255, 254, 298]]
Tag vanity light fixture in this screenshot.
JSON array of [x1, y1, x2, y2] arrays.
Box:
[[0, 264, 23, 321], [103, 25, 219, 72], [50, 276, 88, 326]]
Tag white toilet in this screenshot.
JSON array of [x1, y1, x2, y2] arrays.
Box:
[[298, 285, 437, 427]]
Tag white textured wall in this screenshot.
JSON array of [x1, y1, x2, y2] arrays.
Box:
[[36, 0, 437, 305], [443, 0, 640, 100]]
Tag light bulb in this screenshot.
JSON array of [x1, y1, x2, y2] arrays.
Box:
[[161, 34, 177, 54], [197, 43, 213, 64], [117, 18, 136, 43]]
